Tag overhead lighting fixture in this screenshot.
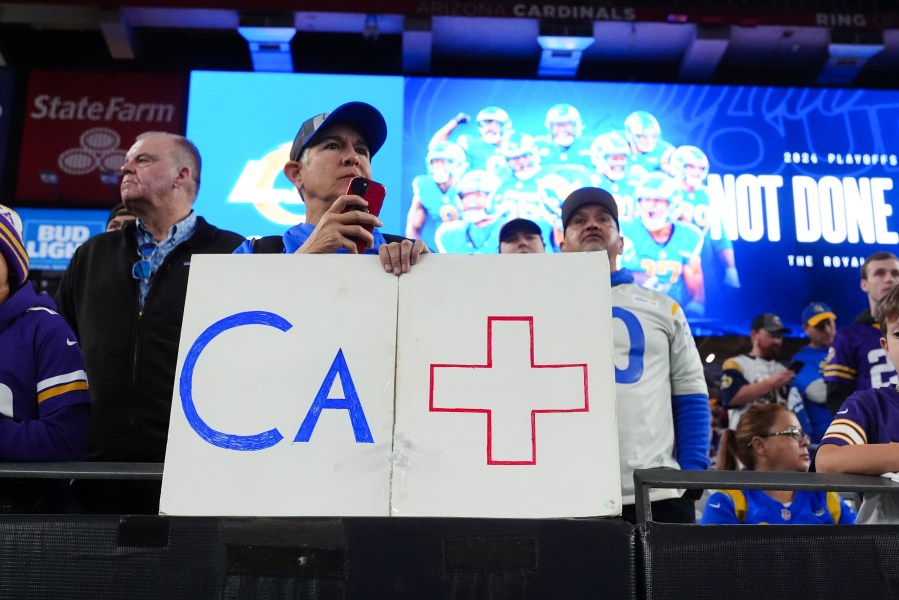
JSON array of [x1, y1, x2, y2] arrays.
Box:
[[403, 17, 432, 73], [819, 31, 883, 85], [238, 14, 296, 73], [537, 32, 594, 78], [363, 14, 380, 42]]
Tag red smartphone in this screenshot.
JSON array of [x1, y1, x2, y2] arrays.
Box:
[[343, 176, 386, 253]]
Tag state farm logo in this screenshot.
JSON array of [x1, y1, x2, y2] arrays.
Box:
[[228, 143, 307, 226], [58, 127, 126, 176]]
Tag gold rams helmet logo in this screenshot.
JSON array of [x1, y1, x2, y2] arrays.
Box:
[[228, 143, 307, 225]]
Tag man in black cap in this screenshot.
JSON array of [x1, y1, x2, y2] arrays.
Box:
[[236, 101, 428, 275], [498, 218, 546, 254], [105, 202, 136, 232], [559, 187, 710, 524], [720, 312, 798, 430]]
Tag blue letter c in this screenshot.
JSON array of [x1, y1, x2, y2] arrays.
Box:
[[179, 311, 292, 451]]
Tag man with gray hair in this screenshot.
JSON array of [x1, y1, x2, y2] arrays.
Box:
[[56, 131, 244, 514]]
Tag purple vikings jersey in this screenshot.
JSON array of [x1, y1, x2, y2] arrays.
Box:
[[0, 284, 90, 461], [821, 386, 899, 524], [824, 315, 898, 392], [820, 386, 899, 448]]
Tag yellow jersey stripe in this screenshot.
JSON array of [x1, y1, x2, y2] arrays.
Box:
[[37, 381, 88, 404]]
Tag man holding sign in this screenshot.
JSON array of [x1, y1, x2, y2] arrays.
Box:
[[559, 187, 710, 523], [236, 101, 428, 275]]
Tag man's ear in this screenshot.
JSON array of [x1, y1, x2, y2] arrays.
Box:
[[172, 166, 191, 190], [283, 161, 303, 190], [861, 277, 870, 295]]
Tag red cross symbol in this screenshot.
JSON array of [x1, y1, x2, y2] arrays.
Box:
[[429, 316, 589, 465]]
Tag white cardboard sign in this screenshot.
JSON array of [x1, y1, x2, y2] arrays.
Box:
[[392, 253, 621, 518], [161, 253, 621, 518]]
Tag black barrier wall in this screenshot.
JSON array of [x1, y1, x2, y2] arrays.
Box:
[[0, 516, 635, 600], [637, 522, 899, 599]]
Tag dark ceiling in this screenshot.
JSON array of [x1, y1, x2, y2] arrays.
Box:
[[0, 2, 898, 88]]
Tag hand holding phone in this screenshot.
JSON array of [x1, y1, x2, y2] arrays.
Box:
[[342, 177, 386, 253], [788, 360, 805, 373]]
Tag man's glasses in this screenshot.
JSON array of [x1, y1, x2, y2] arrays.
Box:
[[750, 426, 810, 446], [131, 242, 158, 282]]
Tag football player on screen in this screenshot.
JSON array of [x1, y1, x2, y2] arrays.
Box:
[[589, 131, 637, 221], [620, 172, 705, 315], [623, 111, 675, 178], [492, 133, 569, 251], [534, 103, 594, 172], [405, 140, 468, 247], [671, 145, 741, 289], [434, 170, 507, 254], [429, 107, 512, 173]]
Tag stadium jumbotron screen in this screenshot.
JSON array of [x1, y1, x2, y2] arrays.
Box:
[[187, 71, 899, 336]]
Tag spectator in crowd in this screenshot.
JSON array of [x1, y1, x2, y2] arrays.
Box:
[[55, 132, 245, 514], [235, 102, 428, 274], [719, 313, 798, 430], [701, 403, 855, 525], [787, 302, 837, 446], [816, 285, 899, 523], [105, 202, 136, 232], [824, 251, 899, 416], [498, 218, 546, 254], [559, 187, 710, 524], [0, 205, 90, 513]]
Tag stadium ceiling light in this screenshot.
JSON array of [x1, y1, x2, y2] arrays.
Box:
[[819, 30, 884, 85], [537, 33, 594, 78], [238, 13, 296, 73]]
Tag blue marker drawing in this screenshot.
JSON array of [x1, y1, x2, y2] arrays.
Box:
[[294, 348, 374, 444], [180, 311, 291, 451]]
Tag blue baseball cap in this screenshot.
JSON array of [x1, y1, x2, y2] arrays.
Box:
[[801, 302, 836, 327], [289, 101, 387, 161]]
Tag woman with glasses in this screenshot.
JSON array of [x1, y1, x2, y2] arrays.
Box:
[[700, 403, 856, 524]]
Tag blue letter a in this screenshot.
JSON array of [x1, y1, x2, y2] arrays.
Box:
[[294, 349, 374, 443]]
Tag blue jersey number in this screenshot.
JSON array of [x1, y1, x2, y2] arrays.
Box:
[[613, 307, 645, 384]]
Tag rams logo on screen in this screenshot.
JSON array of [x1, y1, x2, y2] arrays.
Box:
[[228, 143, 306, 226]]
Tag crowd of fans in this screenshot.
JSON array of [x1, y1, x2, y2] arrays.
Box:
[[2, 100, 896, 524]]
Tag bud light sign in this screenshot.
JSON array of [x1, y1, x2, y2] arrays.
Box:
[[16, 208, 107, 270]]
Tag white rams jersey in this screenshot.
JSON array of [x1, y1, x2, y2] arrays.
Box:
[[612, 281, 707, 504]]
